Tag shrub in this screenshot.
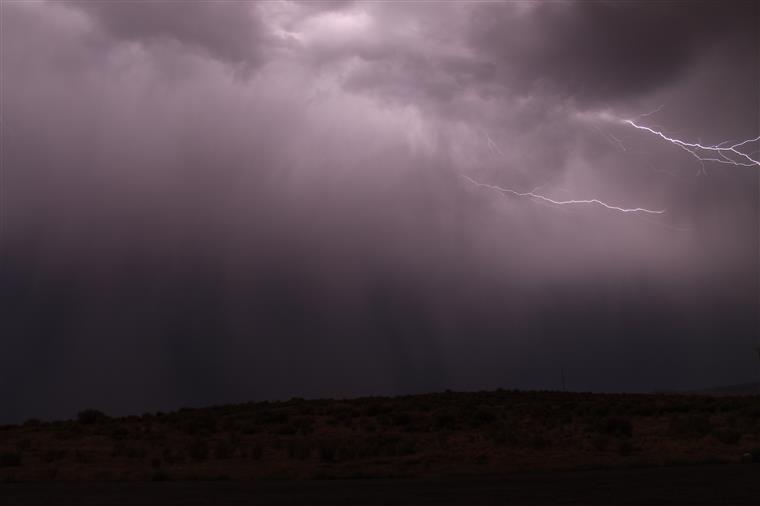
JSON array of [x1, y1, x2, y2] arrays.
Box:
[[125, 447, 146, 459], [490, 425, 518, 447], [595, 417, 633, 438], [275, 424, 297, 435], [617, 440, 633, 456], [188, 439, 209, 461], [332, 406, 358, 421], [669, 414, 712, 438], [397, 437, 416, 455], [258, 411, 289, 425], [162, 448, 178, 465], [362, 403, 387, 417], [592, 434, 609, 451], [291, 416, 315, 435], [110, 427, 129, 440], [181, 415, 217, 435], [44, 449, 67, 463], [16, 438, 32, 451], [319, 444, 336, 463], [531, 434, 549, 450], [214, 440, 232, 459], [714, 429, 742, 445], [471, 406, 498, 426], [434, 412, 458, 430]]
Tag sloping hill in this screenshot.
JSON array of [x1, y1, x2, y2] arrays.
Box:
[[688, 382, 760, 397], [2, 390, 760, 481]]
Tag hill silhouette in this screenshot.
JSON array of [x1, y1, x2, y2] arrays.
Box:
[[2, 390, 760, 482]]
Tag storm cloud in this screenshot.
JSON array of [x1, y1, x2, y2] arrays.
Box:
[[470, 1, 757, 104], [0, 1, 757, 423], [70, 0, 266, 66]]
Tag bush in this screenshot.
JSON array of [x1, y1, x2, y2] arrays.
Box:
[[592, 434, 609, 451], [291, 416, 315, 435], [125, 447, 146, 459], [434, 412, 458, 430], [471, 406, 498, 426], [595, 417, 633, 438], [617, 440, 633, 456], [319, 444, 336, 463], [110, 427, 129, 440], [44, 449, 67, 463], [714, 429, 742, 445], [214, 440, 232, 459], [258, 411, 289, 425], [287, 440, 312, 460], [362, 403, 387, 417], [181, 415, 217, 435], [188, 439, 209, 461], [275, 424, 298, 435], [669, 414, 712, 438]]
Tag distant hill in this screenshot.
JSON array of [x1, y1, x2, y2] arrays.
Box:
[[656, 382, 760, 397], [2, 389, 760, 481], [687, 382, 760, 397]]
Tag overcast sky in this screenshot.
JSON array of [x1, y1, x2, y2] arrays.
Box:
[[1, 1, 758, 423]]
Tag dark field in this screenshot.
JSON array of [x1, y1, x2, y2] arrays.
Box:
[[2, 464, 760, 505], [2, 390, 760, 483]]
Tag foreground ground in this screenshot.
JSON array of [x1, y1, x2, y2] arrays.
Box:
[[2, 390, 760, 481], [2, 464, 760, 505]]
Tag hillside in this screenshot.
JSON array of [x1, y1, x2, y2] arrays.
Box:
[[687, 382, 760, 397], [2, 390, 760, 481]]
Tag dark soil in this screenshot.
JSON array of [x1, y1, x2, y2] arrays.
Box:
[[2, 464, 760, 505]]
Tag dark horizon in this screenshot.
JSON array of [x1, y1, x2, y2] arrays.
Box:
[[1, 1, 759, 425]]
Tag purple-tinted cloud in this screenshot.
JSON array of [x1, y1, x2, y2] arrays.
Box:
[[0, 1, 757, 423], [68, 0, 265, 66]]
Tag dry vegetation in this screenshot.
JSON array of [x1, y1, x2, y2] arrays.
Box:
[[2, 390, 760, 481]]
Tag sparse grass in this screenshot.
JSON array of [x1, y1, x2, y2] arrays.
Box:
[[2, 390, 760, 481], [594, 416, 633, 438], [669, 413, 713, 438]]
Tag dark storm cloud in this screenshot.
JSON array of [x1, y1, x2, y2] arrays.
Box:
[[468, 1, 756, 105], [0, 1, 757, 423], [69, 0, 265, 66], [262, 1, 755, 117]]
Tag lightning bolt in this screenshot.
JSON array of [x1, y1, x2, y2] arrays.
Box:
[[622, 119, 760, 169], [462, 175, 665, 215]]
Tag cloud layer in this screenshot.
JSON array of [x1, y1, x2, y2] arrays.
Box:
[[1, 1, 757, 422]]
